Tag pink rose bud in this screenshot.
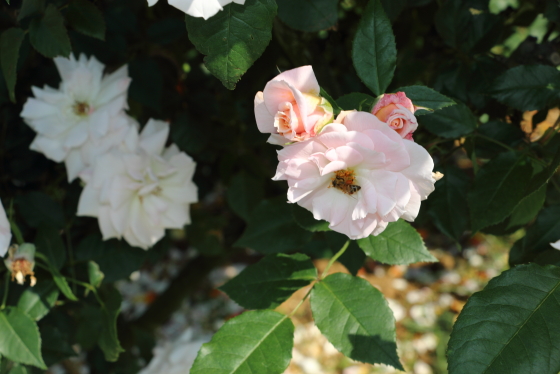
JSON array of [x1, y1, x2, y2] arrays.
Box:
[[254, 66, 334, 145], [371, 92, 418, 140]]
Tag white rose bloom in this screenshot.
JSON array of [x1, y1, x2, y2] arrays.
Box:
[[20, 54, 132, 181], [148, 0, 245, 20], [0, 199, 12, 257], [77, 119, 198, 249], [552, 240, 560, 250], [139, 329, 211, 374]]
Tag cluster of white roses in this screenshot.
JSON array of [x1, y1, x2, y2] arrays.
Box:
[[254, 66, 437, 240], [17, 54, 198, 250]]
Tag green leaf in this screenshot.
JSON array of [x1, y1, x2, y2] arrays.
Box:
[[0, 28, 25, 103], [396, 85, 455, 112], [29, 4, 71, 58], [76, 235, 146, 283], [0, 307, 46, 369], [88, 261, 104, 288], [320, 87, 342, 116], [506, 184, 546, 229], [16, 192, 65, 230], [51, 270, 78, 302], [291, 204, 330, 232], [7, 365, 26, 374], [489, 65, 560, 111], [226, 172, 264, 221], [468, 151, 533, 232], [311, 273, 402, 369], [16, 281, 59, 321], [98, 287, 124, 362], [427, 165, 470, 241], [234, 197, 313, 254], [352, 0, 396, 96], [277, 0, 338, 32], [35, 225, 66, 270], [357, 220, 436, 265], [17, 0, 45, 21], [509, 205, 560, 266], [65, 0, 106, 40], [185, 0, 277, 90], [336, 92, 377, 112], [418, 101, 476, 138], [447, 264, 560, 374], [219, 253, 316, 309], [191, 310, 294, 374]]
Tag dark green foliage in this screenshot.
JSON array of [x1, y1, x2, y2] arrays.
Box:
[[418, 101, 477, 138], [185, 0, 277, 89], [219, 253, 316, 309], [357, 220, 437, 265], [29, 5, 71, 58], [234, 198, 313, 253], [277, 0, 338, 32], [0, 28, 24, 102], [191, 311, 294, 374], [447, 264, 560, 374], [64, 0, 106, 41], [352, 0, 396, 96], [311, 273, 402, 369]]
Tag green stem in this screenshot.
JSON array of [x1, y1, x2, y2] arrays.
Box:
[[289, 286, 313, 317], [7, 200, 23, 245], [321, 241, 350, 279], [1, 272, 9, 309], [65, 225, 77, 293]]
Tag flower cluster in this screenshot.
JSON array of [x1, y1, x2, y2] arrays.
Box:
[[255, 66, 437, 239], [21, 55, 198, 250], [148, 0, 245, 20]]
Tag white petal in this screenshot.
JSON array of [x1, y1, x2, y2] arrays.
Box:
[[551, 240, 560, 250], [140, 119, 170, 155], [65, 149, 86, 182], [77, 185, 101, 217], [30, 135, 67, 162], [169, 0, 224, 19], [0, 199, 12, 257], [148, 0, 158, 5]]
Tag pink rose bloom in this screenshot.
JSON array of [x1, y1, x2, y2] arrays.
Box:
[[254, 66, 334, 145], [372, 92, 417, 140], [273, 111, 436, 239]]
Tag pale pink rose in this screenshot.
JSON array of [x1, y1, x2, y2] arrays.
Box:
[[273, 111, 436, 239], [254, 66, 334, 145], [372, 92, 418, 140], [552, 240, 560, 250]]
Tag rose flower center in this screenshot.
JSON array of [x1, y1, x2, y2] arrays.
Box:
[[330, 169, 361, 195], [73, 101, 90, 116]]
